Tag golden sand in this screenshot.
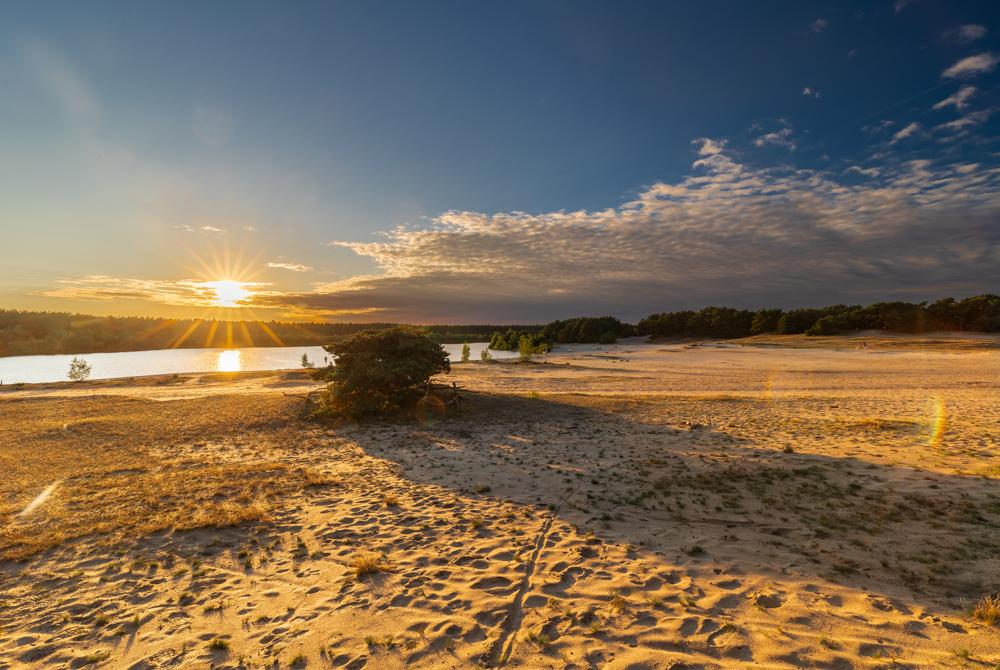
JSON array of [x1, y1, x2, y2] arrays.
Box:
[[1, 337, 998, 668]]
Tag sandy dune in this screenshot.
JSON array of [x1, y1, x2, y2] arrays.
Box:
[[1, 338, 998, 669]]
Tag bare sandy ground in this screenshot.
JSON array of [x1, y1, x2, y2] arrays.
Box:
[[1, 337, 998, 669]]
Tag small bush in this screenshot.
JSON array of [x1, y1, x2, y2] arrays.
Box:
[[313, 328, 449, 418], [352, 551, 389, 578], [68, 356, 91, 382], [972, 593, 1000, 625], [208, 638, 229, 651]]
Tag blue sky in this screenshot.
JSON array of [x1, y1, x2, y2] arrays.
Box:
[[2, 1, 999, 322]]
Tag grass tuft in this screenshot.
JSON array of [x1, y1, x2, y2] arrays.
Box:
[[352, 551, 390, 578], [971, 593, 1000, 625]]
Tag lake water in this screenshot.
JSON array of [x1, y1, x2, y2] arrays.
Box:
[[0, 343, 516, 384]]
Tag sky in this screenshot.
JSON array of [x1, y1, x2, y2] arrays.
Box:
[[2, 0, 999, 324]]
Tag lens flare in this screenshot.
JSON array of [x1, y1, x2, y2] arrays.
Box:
[[19, 480, 61, 517], [928, 396, 947, 447], [761, 370, 777, 402]]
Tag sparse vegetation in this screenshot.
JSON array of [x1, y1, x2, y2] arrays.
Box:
[[972, 593, 1000, 625], [208, 638, 229, 651], [352, 551, 390, 578]]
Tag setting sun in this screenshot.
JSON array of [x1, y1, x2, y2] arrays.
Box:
[[206, 280, 252, 307]]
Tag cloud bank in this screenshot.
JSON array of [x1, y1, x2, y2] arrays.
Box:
[[255, 141, 1000, 322]]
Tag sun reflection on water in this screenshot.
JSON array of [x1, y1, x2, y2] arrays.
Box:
[[216, 349, 242, 372]]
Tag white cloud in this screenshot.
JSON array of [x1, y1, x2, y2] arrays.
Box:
[[893, 0, 911, 13], [693, 138, 726, 156], [932, 85, 976, 111], [942, 52, 1000, 79], [267, 261, 313, 272], [890, 122, 921, 143], [862, 120, 895, 136], [201, 225, 224, 233], [944, 24, 988, 44], [254, 142, 1000, 321], [753, 127, 796, 150], [802, 87, 821, 98], [845, 166, 881, 177], [809, 18, 828, 33], [934, 108, 994, 134]]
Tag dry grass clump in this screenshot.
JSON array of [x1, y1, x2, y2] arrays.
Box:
[[971, 593, 1000, 625], [351, 551, 390, 578], [0, 394, 335, 561]]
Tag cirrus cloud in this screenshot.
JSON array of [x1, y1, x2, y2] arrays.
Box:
[[942, 52, 999, 79]]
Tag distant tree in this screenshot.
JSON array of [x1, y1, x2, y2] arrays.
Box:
[[751, 309, 783, 334], [489, 328, 551, 352], [300, 353, 315, 369], [777, 308, 823, 334], [460, 342, 471, 363], [67, 356, 91, 382], [518, 335, 535, 362], [542, 316, 630, 344], [480, 346, 492, 362], [313, 327, 450, 418], [805, 315, 850, 336]]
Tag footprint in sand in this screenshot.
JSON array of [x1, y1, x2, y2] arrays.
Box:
[[753, 592, 784, 609], [470, 576, 513, 590]]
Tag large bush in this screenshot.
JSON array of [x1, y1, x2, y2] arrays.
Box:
[[314, 327, 450, 418]]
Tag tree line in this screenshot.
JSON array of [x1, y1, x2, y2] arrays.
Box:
[[0, 309, 539, 357], [489, 316, 634, 351], [4, 295, 997, 358], [637, 295, 1000, 339]]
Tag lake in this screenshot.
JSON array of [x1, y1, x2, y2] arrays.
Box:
[[0, 343, 516, 384]]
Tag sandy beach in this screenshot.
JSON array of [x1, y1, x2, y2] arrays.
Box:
[[2, 336, 999, 669]]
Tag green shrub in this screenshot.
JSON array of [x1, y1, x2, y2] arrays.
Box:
[[518, 335, 535, 362], [68, 356, 91, 382], [489, 328, 550, 352], [313, 327, 450, 418]]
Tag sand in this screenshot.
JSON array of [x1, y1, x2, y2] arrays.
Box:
[[1, 336, 998, 669]]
